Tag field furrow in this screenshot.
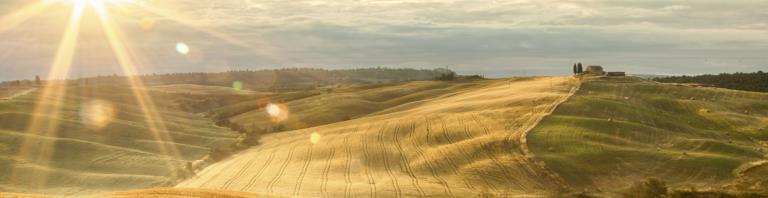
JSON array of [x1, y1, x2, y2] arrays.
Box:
[[320, 146, 335, 198], [377, 123, 402, 197], [409, 120, 454, 197], [266, 144, 296, 194], [292, 145, 313, 196], [393, 122, 426, 197], [240, 149, 276, 191], [342, 135, 353, 198]]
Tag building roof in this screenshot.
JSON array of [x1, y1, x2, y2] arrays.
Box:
[[586, 65, 604, 71]]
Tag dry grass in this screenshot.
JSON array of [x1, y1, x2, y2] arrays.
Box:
[[176, 77, 579, 197]]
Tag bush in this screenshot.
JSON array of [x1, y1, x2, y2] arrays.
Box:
[[669, 189, 766, 198], [435, 71, 456, 81], [623, 178, 668, 198], [209, 146, 235, 161]]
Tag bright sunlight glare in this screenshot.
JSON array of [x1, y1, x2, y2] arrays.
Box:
[[45, 0, 137, 6]]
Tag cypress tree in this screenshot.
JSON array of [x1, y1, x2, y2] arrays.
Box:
[[577, 63, 583, 73], [573, 64, 578, 74]]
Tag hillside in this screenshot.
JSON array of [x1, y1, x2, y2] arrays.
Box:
[[0, 84, 240, 195], [177, 77, 579, 197], [528, 77, 768, 194]]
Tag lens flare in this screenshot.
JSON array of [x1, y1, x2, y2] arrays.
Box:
[[265, 102, 289, 122], [176, 42, 190, 55], [80, 100, 115, 129], [232, 81, 243, 91], [139, 17, 155, 30], [310, 132, 321, 144]]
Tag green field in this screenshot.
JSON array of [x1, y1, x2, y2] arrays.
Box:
[[528, 77, 768, 194], [0, 84, 239, 195]]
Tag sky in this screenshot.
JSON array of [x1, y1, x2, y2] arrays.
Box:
[[0, 0, 767, 81]]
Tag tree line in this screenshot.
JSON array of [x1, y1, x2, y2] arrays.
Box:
[[653, 71, 768, 92]]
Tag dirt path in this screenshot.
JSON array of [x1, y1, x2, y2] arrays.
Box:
[[0, 87, 36, 100]]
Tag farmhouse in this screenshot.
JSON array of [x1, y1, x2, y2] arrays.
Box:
[[584, 66, 605, 76], [572, 63, 626, 76]]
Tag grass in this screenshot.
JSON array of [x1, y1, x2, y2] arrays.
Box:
[[527, 77, 768, 194], [0, 84, 240, 195]]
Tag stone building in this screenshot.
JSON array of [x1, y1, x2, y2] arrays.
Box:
[[607, 72, 626, 76], [584, 65, 606, 76]]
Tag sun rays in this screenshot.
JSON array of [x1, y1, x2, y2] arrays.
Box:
[[0, 2, 53, 33], [89, 0, 181, 161], [4, 0, 198, 186], [10, 0, 87, 186]]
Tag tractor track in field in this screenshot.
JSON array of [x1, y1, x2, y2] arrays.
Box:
[[199, 148, 263, 188], [377, 123, 402, 197], [393, 122, 426, 197], [342, 134, 353, 198], [471, 114, 491, 136], [267, 144, 297, 194], [409, 120, 454, 197], [320, 145, 336, 198], [221, 152, 261, 190], [515, 80, 581, 190], [425, 116, 475, 191], [462, 117, 527, 191], [240, 150, 276, 191], [292, 144, 314, 196], [361, 124, 378, 198], [438, 117, 498, 193]]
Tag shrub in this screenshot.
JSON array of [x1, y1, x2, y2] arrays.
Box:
[[623, 178, 668, 198], [669, 189, 766, 198], [209, 146, 235, 161]]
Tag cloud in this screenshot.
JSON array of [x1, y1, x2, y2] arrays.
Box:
[[0, 0, 766, 81]]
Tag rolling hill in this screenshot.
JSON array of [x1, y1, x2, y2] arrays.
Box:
[[177, 76, 579, 197], [2, 75, 766, 197], [527, 77, 768, 194], [0, 84, 240, 195]]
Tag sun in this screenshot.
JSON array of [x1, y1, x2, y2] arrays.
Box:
[[46, 0, 137, 5]]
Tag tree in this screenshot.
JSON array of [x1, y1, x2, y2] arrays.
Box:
[[572, 64, 578, 74], [577, 63, 583, 73], [435, 71, 456, 81], [35, 75, 41, 85], [653, 71, 768, 92]]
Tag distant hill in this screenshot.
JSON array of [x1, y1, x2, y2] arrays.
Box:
[[75, 68, 454, 91], [653, 71, 768, 92], [630, 74, 670, 79]]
